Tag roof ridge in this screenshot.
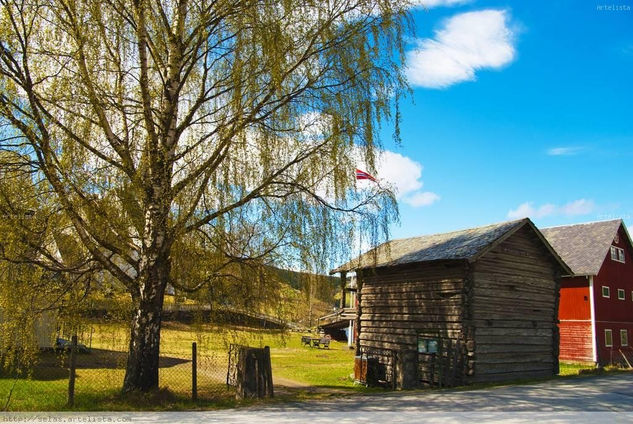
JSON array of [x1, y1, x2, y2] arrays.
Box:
[[540, 218, 621, 230], [330, 218, 533, 274], [388, 218, 527, 243]]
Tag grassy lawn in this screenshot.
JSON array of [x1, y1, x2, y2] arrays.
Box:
[[0, 321, 360, 411], [558, 362, 595, 376], [271, 342, 356, 388]]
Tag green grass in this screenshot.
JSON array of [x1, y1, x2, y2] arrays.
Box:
[[271, 343, 356, 388], [558, 362, 595, 376], [0, 321, 362, 411]]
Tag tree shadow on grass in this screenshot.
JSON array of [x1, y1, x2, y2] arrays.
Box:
[[2, 349, 190, 381]]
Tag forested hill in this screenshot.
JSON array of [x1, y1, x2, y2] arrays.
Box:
[[268, 266, 339, 304]]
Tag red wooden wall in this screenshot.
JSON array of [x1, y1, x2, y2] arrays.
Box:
[[558, 277, 592, 362], [558, 224, 633, 365], [592, 225, 633, 365]]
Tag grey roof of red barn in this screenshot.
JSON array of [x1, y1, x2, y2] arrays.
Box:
[[331, 218, 570, 275], [540, 219, 630, 276]]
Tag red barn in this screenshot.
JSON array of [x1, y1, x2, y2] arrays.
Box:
[[541, 219, 633, 366]]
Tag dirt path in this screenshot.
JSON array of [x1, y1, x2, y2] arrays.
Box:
[[273, 376, 311, 389]]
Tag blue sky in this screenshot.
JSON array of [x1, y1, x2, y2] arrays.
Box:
[[372, 0, 633, 238]]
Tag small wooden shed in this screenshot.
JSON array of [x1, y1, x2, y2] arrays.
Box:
[[331, 218, 571, 386]]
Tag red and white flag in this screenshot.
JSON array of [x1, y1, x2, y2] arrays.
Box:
[[355, 168, 377, 182]]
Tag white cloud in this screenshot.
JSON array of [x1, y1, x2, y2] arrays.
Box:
[[357, 150, 439, 208], [560, 199, 595, 216], [405, 191, 441, 207], [547, 146, 584, 156], [409, 0, 471, 9], [405, 9, 516, 89], [507, 199, 596, 219]]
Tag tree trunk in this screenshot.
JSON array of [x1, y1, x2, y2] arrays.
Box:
[[122, 215, 171, 392], [122, 283, 167, 392]]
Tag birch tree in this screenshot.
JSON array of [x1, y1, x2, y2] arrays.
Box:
[[0, 0, 408, 391]]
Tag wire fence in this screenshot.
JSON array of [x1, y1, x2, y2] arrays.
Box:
[[0, 326, 236, 410]]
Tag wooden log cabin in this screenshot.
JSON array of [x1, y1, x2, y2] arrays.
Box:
[[330, 218, 571, 386]]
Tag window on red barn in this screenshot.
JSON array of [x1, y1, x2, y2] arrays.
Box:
[[610, 246, 625, 263], [605, 329, 613, 347]]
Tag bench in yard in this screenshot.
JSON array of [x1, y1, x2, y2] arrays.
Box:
[[311, 336, 331, 349]]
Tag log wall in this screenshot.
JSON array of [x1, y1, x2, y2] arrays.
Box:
[[358, 261, 468, 383], [471, 226, 561, 383]]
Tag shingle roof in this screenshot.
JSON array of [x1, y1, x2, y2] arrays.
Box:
[[331, 218, 566, 274], [540, 219, 625, 276]]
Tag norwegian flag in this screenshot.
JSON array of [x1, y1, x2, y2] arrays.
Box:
[[355, 168, 377, 182]]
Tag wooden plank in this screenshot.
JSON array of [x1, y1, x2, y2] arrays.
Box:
[[472, 287, 555, 303], [474, 327, 552, 337], [474, 273, 558, 289], [475, 352, 554, 363], [361, 322, 464, 334], [472, 310, 555, 321], [476, 261, 553, 279], [471, 319, 553, 328], [359, 332, 416, 344], [361, 339, 415, 351], [362, 305, 463, 315], [475, 361, 554, 374], [362, 293, 463, 303], [361, 329, 462, 341], [362, 279, 463, 290], [475, 344, 554, 354], [475, 335, 553, 345], [363, 288, 464, 296], [469, 369, 554, 383], [472, 296, 555, 309], [361, 319, 463, 329], [361, 313, 463, 322], [361, 298, 463, 307]]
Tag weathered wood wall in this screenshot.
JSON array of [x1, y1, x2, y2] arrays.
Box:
[[355, 224, 562, 386], [358, 261, 468, 384], [470, 225, 561, 383]]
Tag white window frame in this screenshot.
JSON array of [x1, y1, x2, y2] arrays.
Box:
[[621, 329, 629, 347], [611, 246, 625, 263], [618, 289, 626, 300], [605, 329, 613, 347], [602, 286, 610, 298]]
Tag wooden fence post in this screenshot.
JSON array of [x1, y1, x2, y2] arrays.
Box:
[[192, 342, 198, 401], [263, 346, 274, 398], [67, 335, 77, 407]]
